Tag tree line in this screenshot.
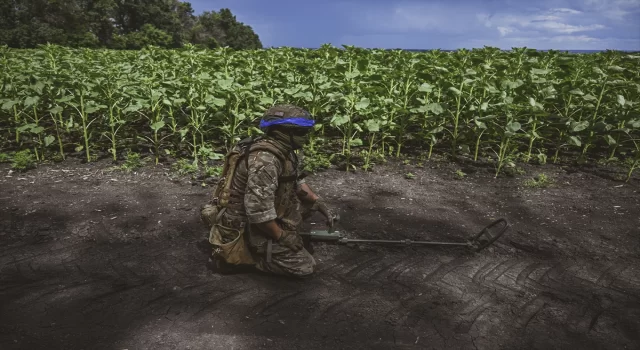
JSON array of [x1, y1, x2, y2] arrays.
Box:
[[0, 0, 262, 50]]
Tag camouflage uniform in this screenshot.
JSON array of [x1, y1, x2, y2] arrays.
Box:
[[218, 137, 316, 277]]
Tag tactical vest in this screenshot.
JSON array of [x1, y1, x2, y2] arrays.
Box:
[[201, 136, 302, 265]]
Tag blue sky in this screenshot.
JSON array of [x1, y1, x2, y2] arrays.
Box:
[[190, 0, 640, 50]]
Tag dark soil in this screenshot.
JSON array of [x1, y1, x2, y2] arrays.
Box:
[[1, 157, 639, 350]]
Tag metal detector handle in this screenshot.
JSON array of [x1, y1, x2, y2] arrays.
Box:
[[299, 230, 342, 242], [468, 218, 510, 252], [328, 213, 340, 233]]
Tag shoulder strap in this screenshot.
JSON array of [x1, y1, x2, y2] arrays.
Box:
[[245, 138, 299, 183], [211, 136, 261, 207]]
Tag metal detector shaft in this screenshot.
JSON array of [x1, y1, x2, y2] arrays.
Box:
[[338, 238, 469, 246], [299, 231, 470, 247]]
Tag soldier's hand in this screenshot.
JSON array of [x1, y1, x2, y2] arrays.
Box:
[[313, 197, 336, 229], [278, 230, 304, 252]]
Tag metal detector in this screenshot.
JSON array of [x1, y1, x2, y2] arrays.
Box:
[[300, 218, 510, 252]]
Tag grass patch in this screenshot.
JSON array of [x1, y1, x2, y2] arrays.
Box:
[[11, 150, 36, 172], [524, 173, 553, 188]]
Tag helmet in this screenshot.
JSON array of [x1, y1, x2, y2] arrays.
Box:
[[259, 104, 315, 133]]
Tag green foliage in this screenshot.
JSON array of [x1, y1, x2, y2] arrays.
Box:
[[11, 150, 36, 171], [535, 149, 548, 165], [0, 1, 261, 50], [524, 173, 554, 188], [302, 146, 332, 173], [173, 159, 198, 175], [119, 152, 145, 173], [405, 172, 416, 179], [0, 45, 638, 181], [0, 153, 10, 163], [623, 157, 639, 182], [111, 25, 172, 50], [503, 165, 527, 177], [191, 9, 262, 49], [205, 166, 223, 177], [454, 169, 466, 179]]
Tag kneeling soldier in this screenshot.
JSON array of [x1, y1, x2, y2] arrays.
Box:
[[201, 104, 335, 278]]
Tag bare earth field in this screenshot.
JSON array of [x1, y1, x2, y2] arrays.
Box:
[[0, 158, 639, 350]]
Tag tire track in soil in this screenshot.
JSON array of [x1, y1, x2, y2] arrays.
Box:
[[599, 261, 640, 298], [515, 295, 551, 330], [250, 290, 307, 317], [565, 302, 607, 335], [326, 255, 390, 286], [281, 253, 442, 332], [371, 255, 428, 283], [454, 292, 498, 334], [519, 259, 640, 306], [387, 255, 435, 283], [1, 240, 212, 332], [300, 253, 443, 330], [13, 245, 633, 349], [305, 290, 367, 322], [108, 260, 145, 286], [189, 287, 254, 320], [0, 241, 90, 267], [465, 258, 531, 296], [357, 253, 640, 345], [342, 255, 386, 279], [499, 258, 639, 343], [12, 279, 107, 308], [362, 257, 473, 330], [314, 252, 368, 275], [316, 253, 384, 286], [367, 256, 407, 280], [422, 256, 469, 284], [595, 261, 627, 288], [471, 260, 497, 285], [472, 258, 521, 286], [1, 246, 97, 295]]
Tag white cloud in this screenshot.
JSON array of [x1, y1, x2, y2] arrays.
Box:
[[346, 1, 639, 50], [358, 3, 609, 36], [549, 35, 600, 42], [497, 26, 517, 36], [532, 15, 564, 21], [549, 7, 583, 14], [461, 34, 639, 50], [582, 0, 639, 8], [530, 22, 606, 33], [580, 0, 640, 20], [476, 6, 609, 36], [364, 3, 481, 35], [601, 8, 632, 19], [477, 14, 493, 27]]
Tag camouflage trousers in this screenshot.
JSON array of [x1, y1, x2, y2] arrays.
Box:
[[217, 207, 317, 278], [251, 240, 316, 278], [249, 206, 317, 278]]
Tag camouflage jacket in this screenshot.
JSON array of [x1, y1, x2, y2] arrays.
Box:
[[223, 138, 305, 246]]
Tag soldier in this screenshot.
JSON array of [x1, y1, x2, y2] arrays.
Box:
[[201, 105, 335, 278]]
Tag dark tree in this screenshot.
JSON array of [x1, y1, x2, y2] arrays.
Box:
[[190, 8, 262, 49], [0, 1, 262, 50]]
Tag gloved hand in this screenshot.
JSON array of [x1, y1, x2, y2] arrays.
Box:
[[278, 230, 304, 252], [312, 197, 336, 229]]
